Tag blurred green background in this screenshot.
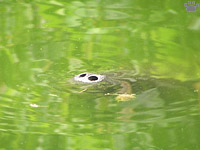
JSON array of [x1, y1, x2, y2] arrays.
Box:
[[0, 0, 200, 150]]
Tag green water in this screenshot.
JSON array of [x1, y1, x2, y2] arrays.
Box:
[[0, 0, 200, 149]]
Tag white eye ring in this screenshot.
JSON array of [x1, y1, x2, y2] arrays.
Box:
[[74, 72, 105, 83]]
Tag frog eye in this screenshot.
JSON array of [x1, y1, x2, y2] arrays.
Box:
[[79, 73, 87, 77], [74, 72, 105, 83], [88, 76, 98, 81]]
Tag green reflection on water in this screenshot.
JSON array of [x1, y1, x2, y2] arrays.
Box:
[[0, 0, 200, 150]]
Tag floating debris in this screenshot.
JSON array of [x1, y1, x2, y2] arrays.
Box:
[[30, 104, 39, 108], [105, 93, 136, 101]]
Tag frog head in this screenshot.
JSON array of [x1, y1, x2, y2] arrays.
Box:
[[70, 72, 121, 93], [72, 72, 135, 101]]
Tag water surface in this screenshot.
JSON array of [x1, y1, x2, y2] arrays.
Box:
[[0, 0, 200, 150]]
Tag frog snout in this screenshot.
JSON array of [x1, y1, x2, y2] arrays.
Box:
[[74, 72, 105, 83]]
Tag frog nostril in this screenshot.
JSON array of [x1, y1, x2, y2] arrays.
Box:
[[79, 73, 86, 77], [88, 76, 98, 81]]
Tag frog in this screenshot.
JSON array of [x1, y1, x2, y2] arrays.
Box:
[[71, 71, 199, 102]]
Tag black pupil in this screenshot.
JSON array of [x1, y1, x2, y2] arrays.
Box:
[[79, 73, 86, 77], [88, 76, 98, 81]]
